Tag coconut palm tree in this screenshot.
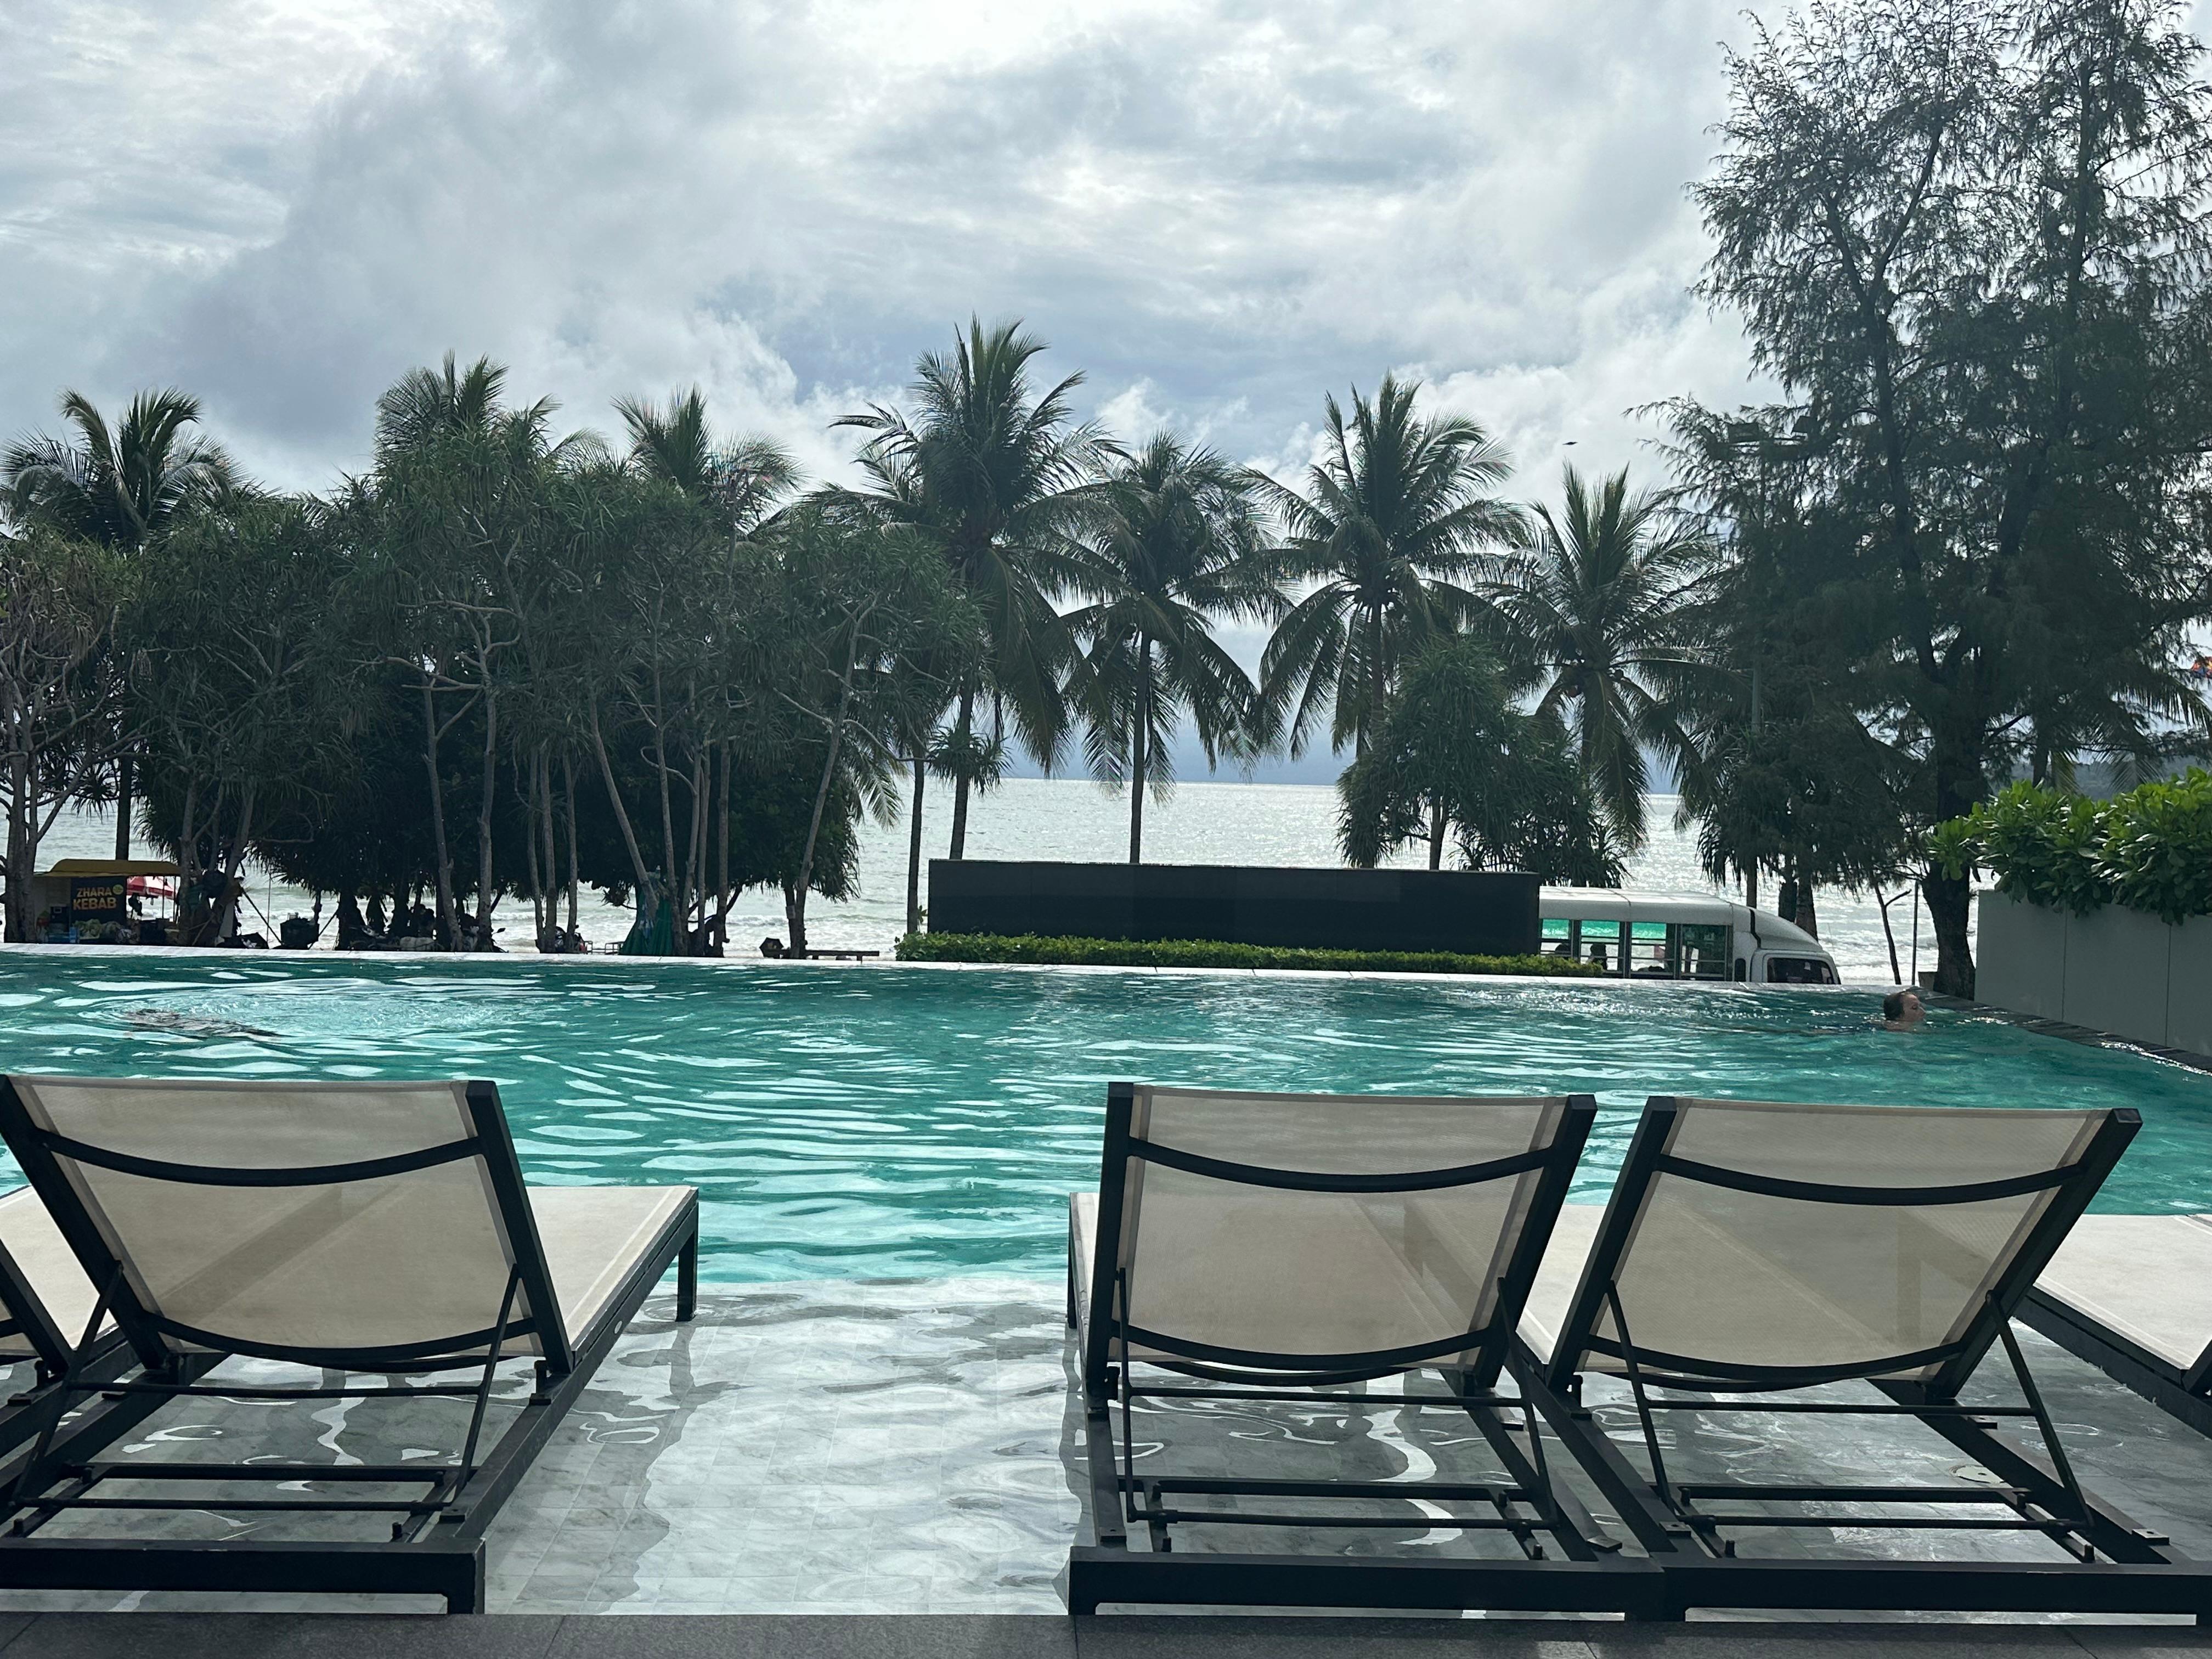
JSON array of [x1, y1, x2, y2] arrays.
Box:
[[1, 387, 238, 857], [617, 387, 797, 533], [1480, 463, 1703, 849], [1256, 375, 1517, 759], [1063, 433, 1282, 862], [836, 317, 1110, 861], [1, 387, 236, 549]]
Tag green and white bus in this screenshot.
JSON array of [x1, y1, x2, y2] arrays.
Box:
[[1538, 888, 1839, 984]]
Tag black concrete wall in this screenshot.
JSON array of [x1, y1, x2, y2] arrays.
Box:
[[926, 861, 1541, 956]]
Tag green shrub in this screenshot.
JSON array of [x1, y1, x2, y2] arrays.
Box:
[[2095, 770, 2212, 923], [1935, 769, 2212, 923], [893, 932, 1602, 977]]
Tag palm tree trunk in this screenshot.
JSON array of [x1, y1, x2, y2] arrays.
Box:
[[905, 747, 927, 935], [948, 683, 974, 860], [112, 754, 132, 860], [1427, 798, 1446, 869], [1128, 648, 1148, 865]]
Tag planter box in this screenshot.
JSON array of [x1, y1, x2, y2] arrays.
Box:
[[1977, 891, 2212, 1058]]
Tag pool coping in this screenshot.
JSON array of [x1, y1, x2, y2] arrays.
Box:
[[0, 940, 1875, 994], [0, 1610, 2200, 1654], [1936, 994, 2212, 1077]]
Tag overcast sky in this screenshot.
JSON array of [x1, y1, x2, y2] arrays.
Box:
[[10, 1, 2210, 782]]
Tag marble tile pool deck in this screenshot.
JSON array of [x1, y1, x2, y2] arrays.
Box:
[[3, 1274, 2212, 1638]]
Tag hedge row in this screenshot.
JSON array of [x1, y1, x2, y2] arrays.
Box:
[[1934, 769, 2212, 923], [893, 931, 1602, 977]]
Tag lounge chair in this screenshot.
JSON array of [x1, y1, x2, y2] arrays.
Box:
[[0, 1187, 131, 1447], [1516, 1095, 2212, 1619], [0, 1075, 699, 1612], [1066, 1081, 1664, 1617], [2021, 1212, 2212, 1436]]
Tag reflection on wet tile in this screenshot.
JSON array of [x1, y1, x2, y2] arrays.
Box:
[[0, 1285, 2208, 1621]]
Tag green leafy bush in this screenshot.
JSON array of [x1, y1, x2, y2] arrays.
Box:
[[2094, 771, 2212, 924], [1935, 769, 2212, 923], [894, 932, 1602, 977]]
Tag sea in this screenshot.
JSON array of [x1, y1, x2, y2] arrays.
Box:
[[37, 781, 1949, 983]]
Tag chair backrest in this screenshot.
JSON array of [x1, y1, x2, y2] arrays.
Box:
[[1546, 1096, 2136, 1397], [0, 1076, 571, 1373], [1082, 1082, 1594, 1390]]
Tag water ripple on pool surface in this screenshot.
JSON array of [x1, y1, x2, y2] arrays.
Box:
[[0, 953, 2208, 1282]]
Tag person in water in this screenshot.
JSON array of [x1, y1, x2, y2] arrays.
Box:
[[1882, 989, 1927, 1031]]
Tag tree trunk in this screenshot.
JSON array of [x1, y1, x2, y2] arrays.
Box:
[[112, 753, 132, 861], [1794, 883, 1818, 939], [589, 703, 653, 898], [782, 878, 805, 955], [421, 682, 461, 951], [1427, 798, 1446, 870], [562, 753, 580, 935], [1128, 657, 1148, 866], [208, 783, 258, 945], [1745, 862, 1759, 913], [1923, 866, 1974, 997], [1928, 740, 1981, 996], [905, 747, 927, 935], [1878, 890, 1904, 985], [947, 682, 975, 860], [474, 676, 499, 951], [521, 750, 546, 945], [5, 736, 33, 944], [793, 614, 863, 959], [714, 741, 733, 956]]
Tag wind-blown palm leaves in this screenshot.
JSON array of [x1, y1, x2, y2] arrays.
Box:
[[1, 388, 240, 862], [1256, 375, 1518, 759], [1063, 433, 1281, 862], [0, 389, 237, 548], [617, 387, 797, 533], [836, 318, 1111, 860], [1480, 464, 1703, 850]]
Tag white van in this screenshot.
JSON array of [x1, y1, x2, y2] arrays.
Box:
[[1538, 888, 1840, 984]]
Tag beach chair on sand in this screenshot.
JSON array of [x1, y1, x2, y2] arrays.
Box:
[[0, 1075, 698, 1612], [1516, 1096, 2212, 1620], [2021, 1212, 2212, 1438], [1066, 1081, 1666, 1617]]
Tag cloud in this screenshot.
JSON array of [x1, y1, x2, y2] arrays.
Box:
[[5, 0, 1805, 499]]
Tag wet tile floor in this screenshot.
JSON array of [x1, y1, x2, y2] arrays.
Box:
[[0, 1276, 2208, 1622]]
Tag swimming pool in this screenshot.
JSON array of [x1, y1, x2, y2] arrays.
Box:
[[0, 950, 2205, 1283]]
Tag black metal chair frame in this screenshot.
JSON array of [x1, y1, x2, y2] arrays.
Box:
[[2021, 1273, 2212, 1441], [1517, 1095, 2212, 1620], [1067, 1081, 1667, 1617], [0, 1211, 133, 1460], [0, 1077, 699, 1613]]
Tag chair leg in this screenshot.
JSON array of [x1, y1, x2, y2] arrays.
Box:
[[676, 1228, 698, 1323]]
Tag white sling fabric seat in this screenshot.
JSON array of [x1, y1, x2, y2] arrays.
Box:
[[1541, 1096, 2119, 1389], [0, 1075, 694, 1368], [1081, 1086, 1587, 1379], [0, 1186, 103, 1364], [2025, 1211, 2212, 1409]]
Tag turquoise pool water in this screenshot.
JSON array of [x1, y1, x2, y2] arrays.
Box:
[[0, 952, 2205, 1283]]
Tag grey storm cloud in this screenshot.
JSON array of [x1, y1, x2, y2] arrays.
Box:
[[4, 0, 1798, 501]]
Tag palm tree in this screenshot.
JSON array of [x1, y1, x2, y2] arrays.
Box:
[[617, 387, 797, 533], [1480, 464, 1703, 849], [1, 388, 236, 548], [1256, 375, 1517, 760], [836, 318, 1110, 863], [1063, 434, 1282, 862], [1, 387, 238, 857]]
